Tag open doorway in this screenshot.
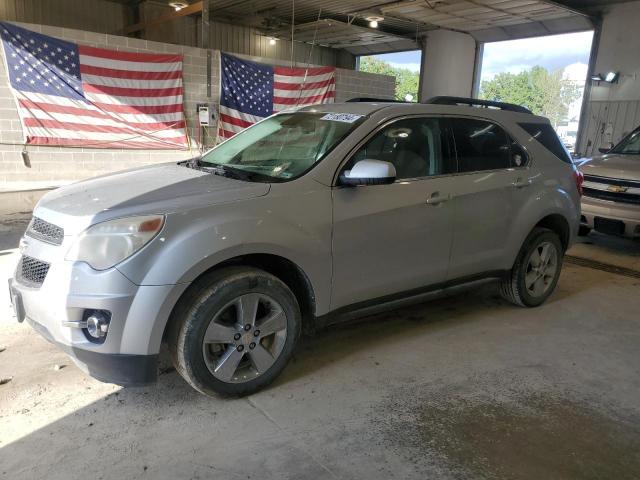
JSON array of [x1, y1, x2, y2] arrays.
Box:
[[478, 31, 594, 154], [357, 50, 422, 102]]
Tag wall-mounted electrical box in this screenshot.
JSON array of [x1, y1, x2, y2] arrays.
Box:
[[197, 104, 210, 126]]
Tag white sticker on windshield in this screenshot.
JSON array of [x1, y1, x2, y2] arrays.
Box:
[[320, 113, 363, 123]]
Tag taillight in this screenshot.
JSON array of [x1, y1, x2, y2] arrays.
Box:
[[574, 170, 584, 196]]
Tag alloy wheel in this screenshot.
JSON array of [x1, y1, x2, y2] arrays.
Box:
[[202, 293, 288, 383], [525, 241, 558, 297]]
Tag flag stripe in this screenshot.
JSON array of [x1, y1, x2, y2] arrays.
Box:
[[79, 54, 182, 72], [80, 64, 182, 81], [22, 111, 185, 130], [78, 45, 181, 63], [82, 83, 183, 98], [19, 99, 184, 124], [274, 91, 336, 106], [27, 136, 187, 148], [219, 112, 254, 129], [23, 118, 186, 137], [24, 126, 188, 142], [84, 91, 183, 107]]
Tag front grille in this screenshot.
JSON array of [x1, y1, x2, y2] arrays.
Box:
[[17, 255, 50, 287], [583, 187, 640, 205], [583, 174, 640, 188], [26, 217, 64, 245]]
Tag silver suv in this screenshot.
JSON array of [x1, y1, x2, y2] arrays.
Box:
[[9, 97, 582, 396]]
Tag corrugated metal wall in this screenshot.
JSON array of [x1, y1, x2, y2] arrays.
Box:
[[578, 100, 640, 157], [0, 0, 127, 34]]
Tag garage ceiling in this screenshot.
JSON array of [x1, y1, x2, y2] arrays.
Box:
[[126, 0, 634, 53]]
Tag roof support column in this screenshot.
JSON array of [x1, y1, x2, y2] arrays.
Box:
[[419, 29, 478, 100]]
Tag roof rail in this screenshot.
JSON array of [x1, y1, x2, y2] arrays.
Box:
[[424, 96, 532, 114], [347, 97, 406, 103]]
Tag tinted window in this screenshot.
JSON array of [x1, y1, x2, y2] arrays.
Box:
[[350, 117, 453, 179], [451, 118, 513, 172], [611, 128, 640, 154], [518, 122, 572, 163]]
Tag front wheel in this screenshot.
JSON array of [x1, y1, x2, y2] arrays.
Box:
[[168, 267, 301, 396], [500, 227, 563, 307]]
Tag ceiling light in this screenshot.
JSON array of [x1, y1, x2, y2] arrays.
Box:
[[169, 2, 188, 11], [268, 37, 277, 46], [604, 71, 619, 83], [365, 15, 384, 28], [591, 74, 604, 82]]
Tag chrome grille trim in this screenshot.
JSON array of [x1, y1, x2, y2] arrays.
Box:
[[17, 255, 50, 287], [26, 217, 64, 245]]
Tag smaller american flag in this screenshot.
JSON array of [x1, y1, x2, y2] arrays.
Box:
[[219, 53, 335, 139], [0, 22, 188, 149]]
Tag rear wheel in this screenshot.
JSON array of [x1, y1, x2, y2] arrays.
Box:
[[500, 227, 563, 307], [168, 267, 301, 396]]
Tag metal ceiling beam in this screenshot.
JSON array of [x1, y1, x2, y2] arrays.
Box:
[[123, 0, 204, 35]]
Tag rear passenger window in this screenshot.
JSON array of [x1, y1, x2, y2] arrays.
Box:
[[451, 118, 513, 172], [350, 117, 454, 179], [518, 122, 572, 164]]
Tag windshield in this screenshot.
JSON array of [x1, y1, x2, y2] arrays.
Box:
[[200, 112, 364, 181], [611, 129, 640, 155]]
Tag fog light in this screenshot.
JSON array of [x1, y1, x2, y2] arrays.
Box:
[[85, 311, 110, 340]]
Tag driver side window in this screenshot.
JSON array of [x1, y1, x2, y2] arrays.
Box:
[[349, 117, 453, 180]]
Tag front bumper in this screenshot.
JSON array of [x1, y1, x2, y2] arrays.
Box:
[[581, 196, 640, 238], [9, 230, 185, 386], [25, 312, 157, 386]]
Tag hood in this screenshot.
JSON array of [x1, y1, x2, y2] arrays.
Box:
[[578, 153, 640, 181], [34, 162, 270, 235]]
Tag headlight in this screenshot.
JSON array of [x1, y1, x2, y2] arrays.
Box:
[[66, 215, 164, 270]]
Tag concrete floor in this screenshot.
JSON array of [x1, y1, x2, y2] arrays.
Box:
[[1, 213, 639, 479]]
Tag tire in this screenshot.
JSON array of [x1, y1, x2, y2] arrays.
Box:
[[578, 225, 591, 236], [499, 227, 564, 308], [167, 266, 301, 397]]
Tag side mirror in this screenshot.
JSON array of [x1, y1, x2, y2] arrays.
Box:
[[598, 147, 611, 154], [340, 159, 396, 186]]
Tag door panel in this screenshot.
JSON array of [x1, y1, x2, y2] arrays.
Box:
[[447, 170, 518, 279], [446, 117, 520, 279], [331, 179, 455, 310]]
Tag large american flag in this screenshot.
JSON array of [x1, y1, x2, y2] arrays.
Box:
[[0, 22, 188, 149], [219, 53, 335, 139]]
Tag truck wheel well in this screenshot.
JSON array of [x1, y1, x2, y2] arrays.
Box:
[[535, 214, 570, 251]]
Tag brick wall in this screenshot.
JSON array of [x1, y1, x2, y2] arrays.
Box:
[[0, 23, 394, 185]]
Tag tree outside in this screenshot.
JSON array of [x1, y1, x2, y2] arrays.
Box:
[[359, 56, 419, 102], [479, 66, 582, 128]]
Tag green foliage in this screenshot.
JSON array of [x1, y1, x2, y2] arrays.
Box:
[[359, 56, 419, 101], [480, 66, 582, 127]]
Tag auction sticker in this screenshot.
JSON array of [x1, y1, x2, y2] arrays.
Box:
[[320, 113, 363, 123]]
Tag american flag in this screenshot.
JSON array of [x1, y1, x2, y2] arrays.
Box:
[[219, 53, 335, 139], [0, 22, 188, 149]]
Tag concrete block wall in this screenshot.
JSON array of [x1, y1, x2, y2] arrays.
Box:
[[0, 23, 394, 185]]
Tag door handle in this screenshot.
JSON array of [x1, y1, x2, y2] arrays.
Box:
[[426, 192, 450, 205], [512, 177, 533, 188]]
